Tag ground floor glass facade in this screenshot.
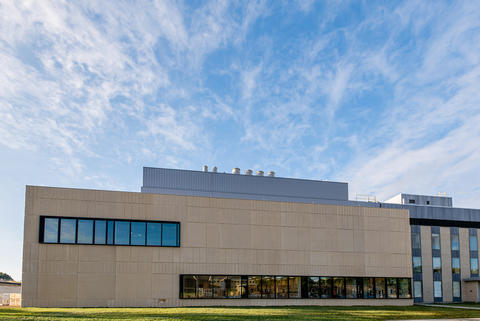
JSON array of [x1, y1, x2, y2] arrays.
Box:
[[180, 275, 411, 300]]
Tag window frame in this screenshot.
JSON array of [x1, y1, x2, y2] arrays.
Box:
[[39, 215, 180, 247]]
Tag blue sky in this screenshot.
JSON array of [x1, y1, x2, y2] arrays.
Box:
[[1, 1, 480, 280]]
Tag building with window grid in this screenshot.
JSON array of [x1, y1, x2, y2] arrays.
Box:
[[21, 167, 480, 307]]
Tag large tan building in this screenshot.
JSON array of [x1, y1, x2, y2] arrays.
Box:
[[22, 167, 414, 307]]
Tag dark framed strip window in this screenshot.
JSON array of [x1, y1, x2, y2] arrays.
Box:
[[180, 275, 412, 299], [39, 216, 180, 247]]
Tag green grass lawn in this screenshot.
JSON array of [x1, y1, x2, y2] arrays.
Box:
[[2, 305, 480, 321]]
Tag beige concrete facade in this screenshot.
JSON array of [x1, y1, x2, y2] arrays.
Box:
[[22, 186, 412, 307]]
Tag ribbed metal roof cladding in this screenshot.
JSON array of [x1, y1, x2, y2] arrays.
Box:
[[141, 167, 348, 201]]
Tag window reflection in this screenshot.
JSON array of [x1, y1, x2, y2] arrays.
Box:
[[248, 276, 261, 298], [60, 218, 76, 243], [212, 276, 227, 298], [471, 258, 479, 275], [147, 222, 161, 246], [308, 277, 320, 299], [453, 281, 461, 298], [451, 234, 460, 251], [182, 275, 197, 298], [346, 278, 360, 299], [227, 276, 242, 298], [115, 221, 130, 245], [363, 277, 375, 299], [320, 277, 332, 298], [413, 280, 422, 298], [107, 220, 114, 245], [432, 232, 441, 250], [262, 276, 275, 299], [332, 277, 345, 299], [162, 223, 178, 246], [433, 257, 442, 274], [288, 277, 301, 299], [413, 257, 422, 273], [398, 278, 411, 299], [387, 278, 397, 298], [77, 219, 93, 244], [470, 235, 478, 251], [94, 220, 106, 244], [276, 276, 288, 299], [452, 257, 460, 274], [375, 278, 386, 299], [131, 222, 146, 245], [43, 218, 59, 243], [197, 275, 212, 298]]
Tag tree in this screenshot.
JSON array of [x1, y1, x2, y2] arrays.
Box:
[[0, 272, 14, 281]]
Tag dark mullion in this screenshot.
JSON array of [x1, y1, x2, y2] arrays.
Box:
[[144, 222, 147, 246], [58, 218, 62, 244], [92, 219, 96, 244], [75, 218, 78, 244], [128, 222, 132, 245]]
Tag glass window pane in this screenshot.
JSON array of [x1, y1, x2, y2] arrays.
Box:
[[308, 277, 320, 299], [432, 233, 441, 250], [94, 220, 106, 244], [471, 258, 479, 275], [162, 223, 178, 246], [241, 276, 248, 299], [433, 257, 442, 274], [346, 278, 358, 299], [43, 218, 59, 243], [197, 275, 212, 298], [413, 257, 422, 273], [398, 278, 411, 299], [451, 234, 459, 251], [115, 221, 130, 245], [212, 276, 227, 299], [320, 277, 332, 299], [262, 276, 275, 299], [434, 281, 442, 298], [387, 278, 397, 298], [288, 277, 301, 299], [452, 257, 460, 274], [77, 219, 93, 244], [276, 276, 288, 299], [107, 220, 114, 245], [332, 277, 345, 299], [147, 222, 161, 246], [248, 276, 261, 298], [412, 232, 421, 249], [227, 276, 242, 298], [414, 281, 422, 298], [470, 235, 478, 251], [453, 281, 461, 298], [131, 222, 146, 246], [182, 275, 197, 298], [60, 218, 76, 243], [375, 278, 386, 299], [363, 277, 375, 299]]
